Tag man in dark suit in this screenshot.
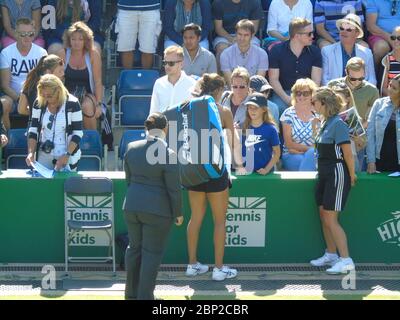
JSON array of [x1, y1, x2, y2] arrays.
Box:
[[123, 112, 183, 300]]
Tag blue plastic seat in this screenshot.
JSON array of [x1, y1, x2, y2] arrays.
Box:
[[78, 130, 103, 171], [4, 129, 29, 169], [118, 129, 146, 160]]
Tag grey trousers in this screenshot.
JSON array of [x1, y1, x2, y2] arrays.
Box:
[[123, 211, 173, 300]]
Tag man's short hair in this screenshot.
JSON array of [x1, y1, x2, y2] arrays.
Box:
[[236, 19, 255, 35], [346, 57, 365, 73], [231, 67, 250, 85], [16, 17, 35, 29], [289, 18, 312, 39], [164, 45, 184, 59], [183, 23, 202, 38]]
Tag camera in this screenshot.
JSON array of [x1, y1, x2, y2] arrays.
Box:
[[41, 140, 55, 153]]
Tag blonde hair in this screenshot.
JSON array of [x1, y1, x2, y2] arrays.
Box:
[[63, 21, 94, 52], [231, 67, 250, 86], [289, 18, 312, 38], [290, 78, 317, 105], [313, 87, 344, 118], [243, 93, 277, 132], [345, 57, 365, 73], [330, 82, 356, 110], [164, 45, 184, 59], [15, 17, 35, 29], [37, 74, 69, 108], [236, 19, 255, 35]]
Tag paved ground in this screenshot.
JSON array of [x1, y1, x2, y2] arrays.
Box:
[[1, 264, 399, 300]]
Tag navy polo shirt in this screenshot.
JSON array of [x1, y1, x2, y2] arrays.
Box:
[[269, 41, 322, 91]]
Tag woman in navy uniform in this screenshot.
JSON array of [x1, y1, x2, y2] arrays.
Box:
[[310, 87, 357, 274]]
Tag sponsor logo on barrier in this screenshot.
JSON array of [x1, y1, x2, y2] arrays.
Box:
[[226, 197, 266, 247], [66, 195, 113, 246], [377, 211, 400, 247]]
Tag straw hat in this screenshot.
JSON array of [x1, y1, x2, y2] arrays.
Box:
[[336, 13, 364, 39]]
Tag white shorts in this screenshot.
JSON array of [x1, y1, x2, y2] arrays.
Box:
[[116, 9, 162, 53]]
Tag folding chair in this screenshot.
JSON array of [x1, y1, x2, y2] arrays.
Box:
[[78, 130, 103, 171], [64, 177, 115, 274], [114, 129, 146, 170], [4, 129, 29, 169]]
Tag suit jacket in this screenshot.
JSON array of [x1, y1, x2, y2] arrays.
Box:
[[321, 42, 376, 86], [123, 136, 182, 218]]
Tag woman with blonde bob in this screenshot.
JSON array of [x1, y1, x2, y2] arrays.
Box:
[[26, 74, 83, 171], [280, 78, 317, 171], [310, 87, 356, 274], [57, 21, 103, 130]]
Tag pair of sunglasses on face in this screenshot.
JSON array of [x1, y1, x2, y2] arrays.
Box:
[[162, 60, 182, 67], [18, 31, 35, 38], [390, 35, 400, 41]]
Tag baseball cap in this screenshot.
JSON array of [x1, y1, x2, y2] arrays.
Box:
[[245, 93, 269, 108], [250, 75, 273, 93]]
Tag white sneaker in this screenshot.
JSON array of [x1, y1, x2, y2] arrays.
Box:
[[212, 266, 237, 281], [185, 262, 209, 276], [326, 258, 355, 274], [310, 252, 339, 267]]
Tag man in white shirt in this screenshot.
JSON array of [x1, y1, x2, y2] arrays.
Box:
[[150, 46, 196, 114], [0, 18, 47, 129]]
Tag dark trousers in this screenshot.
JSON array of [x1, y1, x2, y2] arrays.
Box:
[[123, 211, 173, 300]]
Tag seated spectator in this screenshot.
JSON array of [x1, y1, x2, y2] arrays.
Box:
[[321, 14, 376, 86], [365, 0, 400, 66], [56, 21, 102, 130], [328, 57, 379, 126], [220, 19, 269, 86], [264, 0, 313, 51], [268, 18, 322, 116], [18, 54, 64, 120], [26, 74, 83, 171], [314, 0, 366, 49], [164, 0, 212, 50], [0, 99, 9, 147], [115, 0, 162, 69], [280, 78, 317, 171], [242, 93, 281, 174], [182, 23, 217, 77], [249, 75, 280, 124], [0, 18, 47, 130], [220, 67, 251, 128], [367, 74, 400, 173], [150, 46, 196, 114], [381, 26, 400, 96], [45, 0, 104, 54], [0, 0, 45, 48], [212, 0, 263, 64]]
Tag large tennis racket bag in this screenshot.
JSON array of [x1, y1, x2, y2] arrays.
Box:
[[164, 95, 226, 187]]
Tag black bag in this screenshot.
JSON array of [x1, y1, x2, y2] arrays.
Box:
[[116, 233, 129, 270]]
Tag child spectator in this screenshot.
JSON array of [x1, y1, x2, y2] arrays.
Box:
[[242, 93, 281, 174]]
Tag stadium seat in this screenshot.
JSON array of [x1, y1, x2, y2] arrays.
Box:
[[4, 129, 29, 169], [112, 69, 160, 128], [78, 130, 103, 171], [115, 129, 146, 170]]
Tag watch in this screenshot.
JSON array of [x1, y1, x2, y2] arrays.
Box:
[[66, 151, 72, 157]]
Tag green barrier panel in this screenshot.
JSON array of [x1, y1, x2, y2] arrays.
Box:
[[0, 171, 399, 264]]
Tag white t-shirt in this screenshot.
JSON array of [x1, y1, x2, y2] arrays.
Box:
[[267, 0, 313, 35], [0, 43, 47, 94]]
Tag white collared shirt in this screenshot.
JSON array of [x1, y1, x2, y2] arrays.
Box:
[[149, 71, 196, 114]]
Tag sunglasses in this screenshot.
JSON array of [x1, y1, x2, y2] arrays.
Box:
[[339, 26, 356, 32], [232, 85, 247, 89], [295, 91, 312, 97], [348, 76, 365, 82], [298, 31, 314, 37], [18, 31, 35, 38], [162, 60, 182, 67], [390, 35, 400, 41], [47, 114, 55, 130]]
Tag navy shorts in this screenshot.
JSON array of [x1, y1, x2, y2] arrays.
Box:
[[186, 170, 230, 193], [315, 162, 351, 212]]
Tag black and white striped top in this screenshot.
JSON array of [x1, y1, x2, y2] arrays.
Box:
[[28, 94, 83, 155]]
